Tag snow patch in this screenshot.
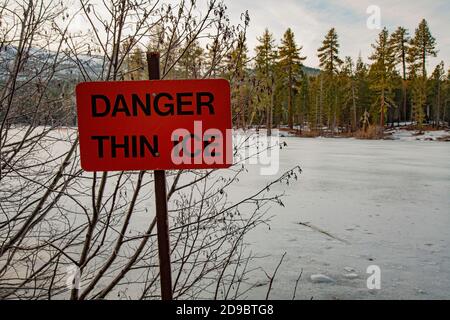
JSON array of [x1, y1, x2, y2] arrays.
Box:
[[386, 129, 450, 141], [343, 273, 359, 279]]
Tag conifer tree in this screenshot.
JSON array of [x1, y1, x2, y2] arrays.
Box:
[[355, 55, 371, 123], [430, 61, 445, 127], [307, 75, 322, 131], [204, 39, 228, 78], [318, 28, 343, 74], [298, 72, 310, 132], [410, 19, 437, 78], [227, 33, 250, 128], [128, 47, 146, 80], [411, 75, 427, 130], [390, 27, 410, 122], [408, 19, 437, 128], [178, 40, 205, 79], [368, 27, 397, 128], [445, 69, 450, 126], [317, 28, 343, 132], [278, 28, 306, 129], [341, 56, 359, 131], [255, 29, 277, 134]]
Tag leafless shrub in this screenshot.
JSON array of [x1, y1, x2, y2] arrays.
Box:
[[0, 0, 301, 300]]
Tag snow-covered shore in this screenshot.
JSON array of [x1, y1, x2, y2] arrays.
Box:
[[385, 128, 450, 141]]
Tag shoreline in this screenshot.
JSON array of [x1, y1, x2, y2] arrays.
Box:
[[275, 125, 450, 142]]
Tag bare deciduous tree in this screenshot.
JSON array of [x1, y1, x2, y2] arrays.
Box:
[[0, 0, 301, 300]]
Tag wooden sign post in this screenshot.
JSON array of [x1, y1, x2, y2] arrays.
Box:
[[75, 52, 232, 300], [147, 52, 173, 300]]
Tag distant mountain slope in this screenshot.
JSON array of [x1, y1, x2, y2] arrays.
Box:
[[0, 45, 321, 81], [302, 65, 320, 76], [0, 45, 103, 81]]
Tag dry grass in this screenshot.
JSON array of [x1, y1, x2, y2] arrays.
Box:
[[355, 125, 384, 140], [437, 135, 450, 142], [297, 130, 322, 138]]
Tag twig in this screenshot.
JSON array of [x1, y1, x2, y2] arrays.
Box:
[[297, 222, 350, 244], [265, 252, 286, 300], [292, 268, 303, 300]]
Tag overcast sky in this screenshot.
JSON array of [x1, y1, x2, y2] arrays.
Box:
[[225, 0, 449, 71], [68, 0, 449, 72]]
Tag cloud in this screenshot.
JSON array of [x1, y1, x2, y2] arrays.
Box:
[[66, 0, 449, 73], [227, 0, 450, 72]]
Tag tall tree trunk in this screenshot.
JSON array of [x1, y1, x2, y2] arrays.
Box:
[[402, 80, 407, 123], [436, 80, 441, 128], [422, 47, 426, 78], [352, 83, 357, 131], [239, 87, 246, 129], [333, 93, 337, 134], [288, 70, 293, 129], [443, 97, 447, 126], [267, 79, 274, 136], [402, 46, 407, 123], [314, 92, 318, 131], [380, 90, 385, 128], [319, 76, 323, 133]]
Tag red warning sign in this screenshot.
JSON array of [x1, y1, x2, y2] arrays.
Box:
[[76, 79, 232, 171]]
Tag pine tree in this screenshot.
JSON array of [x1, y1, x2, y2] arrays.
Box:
[[178, 40, 205, 79], [317, 28, 343, 132], [430, 61, 445, 127], [227, 34, 248, 82], [408, 19, 437, 128], [298, 72, 310, 132], [390, 27, 410, 122], [341, 56, 359, 131], [410, 19, 437, 78], [128, 47, 145, 80], [368, 27, 397, 128], [307, 75, 322, 131], [355, 55, 371, 125], [318, 28, 343, 75], [227, 33, 250, 128], [445, 69, 450, 126], [204, 39, 227, 78], [278, 28, 306, 129], [411, 75, 427, 130], [255, 29, 277, 134]]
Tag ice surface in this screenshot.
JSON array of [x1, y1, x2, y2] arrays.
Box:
[[7, 127, 449, 300], [230, 137, 450, 300], [343, 273, 359, 279], [310, 274, 335, 283]]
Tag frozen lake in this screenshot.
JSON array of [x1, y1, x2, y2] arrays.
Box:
[[6, 128, 449, 300], [234, 137, 450, 300]]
